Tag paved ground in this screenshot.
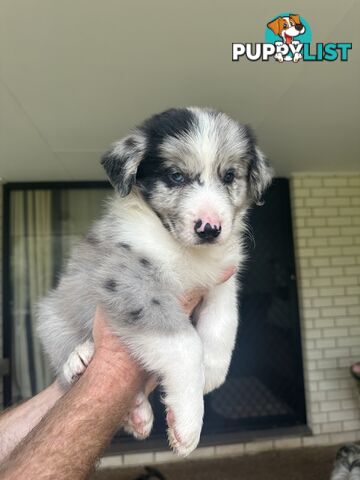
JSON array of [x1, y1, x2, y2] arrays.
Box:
[[93, 444, 340, 480]]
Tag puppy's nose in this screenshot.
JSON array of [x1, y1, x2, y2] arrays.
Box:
[[295, 23, 304, 31], [194, 219, 221, 241]]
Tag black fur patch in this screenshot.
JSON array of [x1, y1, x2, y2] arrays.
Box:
[[243, 124, 268, 204], [117, 242, 131, 250], [140, 257, 151, 268], [104, 279, 117, 292], [152, 298, 160, 306], [101, 136, 143, 196], [243, 125, 257, 174], [129, 308, 143, 322], [194, 173, 204, 186], [140, 108, 195, 145], [136, 108, 195, 199], [336, 444, 360, 460], [101, 150, 128, 195], [85, 233, 99, 246], [124, 136, 136, 148], [194, 219, 202, 231]]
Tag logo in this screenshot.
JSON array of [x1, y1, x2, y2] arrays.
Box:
[[232, 13, 352, 63], [265, 14, 311, 62]]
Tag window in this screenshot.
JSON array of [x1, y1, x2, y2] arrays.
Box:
[[3, 183, 110, 402]]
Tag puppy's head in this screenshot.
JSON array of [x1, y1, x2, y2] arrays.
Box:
[[267, 15, 305, 43], [101, 107, 273, 246]]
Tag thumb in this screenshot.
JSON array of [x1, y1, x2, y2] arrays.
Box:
[[217, 266, 237, 285]]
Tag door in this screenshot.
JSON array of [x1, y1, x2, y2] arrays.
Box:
[[202, 178, 306, 437]]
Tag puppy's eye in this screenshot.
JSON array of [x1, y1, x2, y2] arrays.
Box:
[[223, 169, 235, 184], [283, 23, 287, 28], [168, 171, 185, 185]]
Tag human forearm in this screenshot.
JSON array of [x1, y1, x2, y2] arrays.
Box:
[[0, 380, 64, 463], [0, 356, 141, 480]]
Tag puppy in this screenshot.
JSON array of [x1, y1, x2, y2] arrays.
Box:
[[37, 107, 273, 456], [267, 14, 306, 62], [331, 444, 360, 480]]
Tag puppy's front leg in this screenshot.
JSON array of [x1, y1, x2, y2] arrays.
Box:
[[94, 252, 205, 456], [196, 276, 238, 394], [132, 328, 205, 456]]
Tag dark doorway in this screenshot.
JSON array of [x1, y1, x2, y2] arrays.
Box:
[[202, 178, 306, 436]]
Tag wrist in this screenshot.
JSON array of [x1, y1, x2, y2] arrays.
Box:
[[50, 378, 67, 397], [72, 360, 137, 426], [85, 352, 143, 402]]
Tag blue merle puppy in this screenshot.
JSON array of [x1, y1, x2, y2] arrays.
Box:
[[37, 107, 273, 456]]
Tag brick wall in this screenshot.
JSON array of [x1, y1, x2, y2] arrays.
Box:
[[291, 173, 360, 446]]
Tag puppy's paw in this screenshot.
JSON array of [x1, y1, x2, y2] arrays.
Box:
[[293, 52, 302, 62], [166, 402, 203, 457], [62, 340, 94, 385], [124, 393, 154, 440]]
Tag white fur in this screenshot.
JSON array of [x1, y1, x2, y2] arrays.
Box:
[[63, 340, 94, 384], [109, 192, 242, 291], [197, 276, 239, 394], [124, 392, 154, 440], [123, 327, 205, 456]]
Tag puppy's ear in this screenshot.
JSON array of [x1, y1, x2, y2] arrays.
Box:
[[101, 133, 146, 196], [267, 17, 282, 36], [290, 14, 301, 24], [245, 127, 274, 205]]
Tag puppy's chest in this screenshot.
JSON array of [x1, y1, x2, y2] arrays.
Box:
[[154, 245, 240, 293]]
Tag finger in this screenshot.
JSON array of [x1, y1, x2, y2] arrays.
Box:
[[93, 306, 126, 355], [179, 287, 207, 304], [166, 409, 175, 427], [92, 306, 104, 341], [178, 267, 236, 316], [216, 266, 237, 285], [144, 374, 158, 396], [94, 306, 105, 327], [179, 287, 207, 315]]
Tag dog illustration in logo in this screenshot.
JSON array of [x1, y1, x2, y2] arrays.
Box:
[[267, 14, 306, 62]]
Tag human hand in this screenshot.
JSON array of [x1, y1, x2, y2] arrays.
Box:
[[91, 307, 146, 394], [179, 265, 236, 316]]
